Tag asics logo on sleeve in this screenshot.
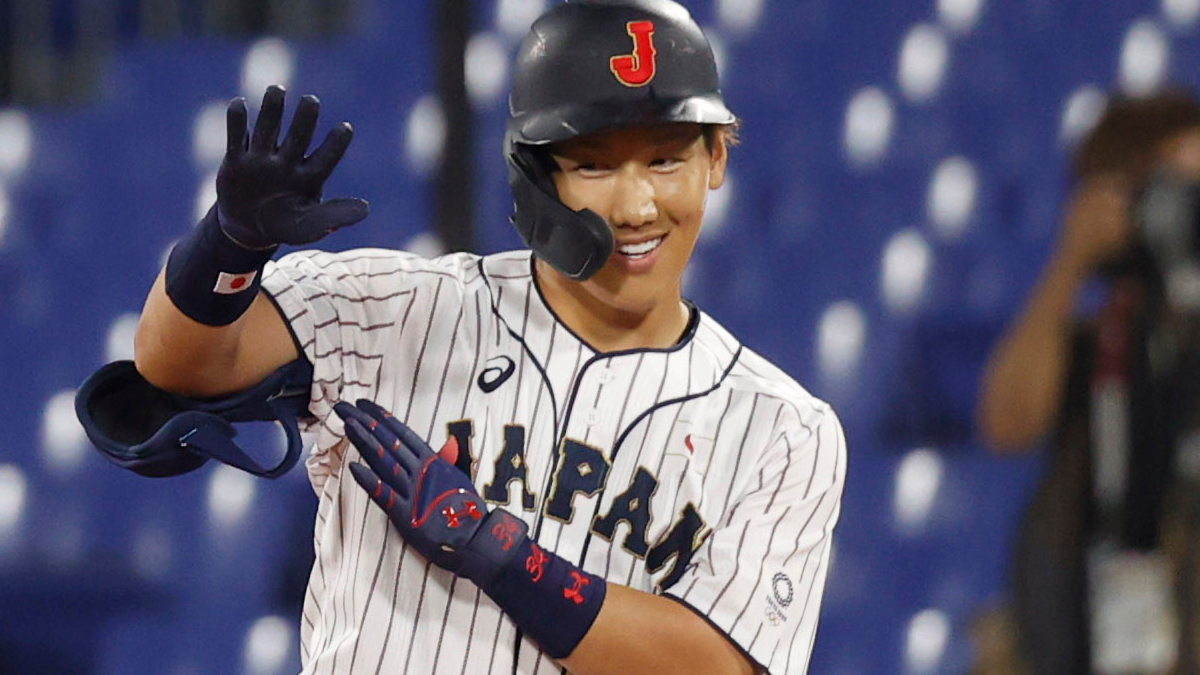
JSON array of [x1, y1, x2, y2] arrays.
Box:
[[477, 356, 516, 393]]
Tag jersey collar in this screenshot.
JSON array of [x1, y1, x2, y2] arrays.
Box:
[[479, 251, 741, 403]]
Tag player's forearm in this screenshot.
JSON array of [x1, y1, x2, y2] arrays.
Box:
[[134, 268, 294, 397], [561, 584, 758, 675], [978, 251, 1087, 450], [134, 268, 247, 394]]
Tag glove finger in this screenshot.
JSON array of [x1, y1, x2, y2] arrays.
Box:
[[355, 398, 436, 462], [343, 417, 415, 498], [365, 414, 426, 479], [305, 122, 354, 181], [279, 94, 320, 162], [437, 437, 460, 466], [226, 97, 248, 156], [349, 461, 410, 521], [335, 401, 423, 478], [295, 198, 370, 238], [250, 85, 287, 154]]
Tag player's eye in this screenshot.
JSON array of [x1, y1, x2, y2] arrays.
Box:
[[575, 163, 610, 177], [650, 157, 683, 171]]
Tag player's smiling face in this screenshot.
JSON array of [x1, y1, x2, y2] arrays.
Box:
[[542, 122, 727, 336]]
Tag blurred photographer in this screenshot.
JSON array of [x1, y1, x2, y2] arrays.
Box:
[[978, 91, 1200, 675]]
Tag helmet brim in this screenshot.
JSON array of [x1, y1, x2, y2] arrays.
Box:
[[509, 94, 736, 146]]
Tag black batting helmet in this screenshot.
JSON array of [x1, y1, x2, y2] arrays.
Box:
[[505, 0, 736, 280]]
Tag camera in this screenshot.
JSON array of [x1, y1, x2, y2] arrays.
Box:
[[1133, 170, 1200, 310]]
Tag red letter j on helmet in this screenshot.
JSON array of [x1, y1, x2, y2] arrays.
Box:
[[610, 20, 657, 87]]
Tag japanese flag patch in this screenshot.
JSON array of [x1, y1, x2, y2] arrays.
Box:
[[213, 270, 257, 294]]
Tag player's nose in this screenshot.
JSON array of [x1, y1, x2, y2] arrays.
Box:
[[609, 164, 658, 228]]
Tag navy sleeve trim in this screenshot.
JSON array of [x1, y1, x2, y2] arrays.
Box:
[[661, 592, 768, 675]]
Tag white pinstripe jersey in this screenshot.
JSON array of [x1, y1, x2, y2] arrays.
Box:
[[260, 248, 846, 675]]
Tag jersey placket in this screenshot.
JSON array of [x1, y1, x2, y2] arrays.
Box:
[[531, 353, 621, 559]]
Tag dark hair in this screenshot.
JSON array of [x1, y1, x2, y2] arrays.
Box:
[[703, 121, 741, 154], [1072, 89, 1200, 186]]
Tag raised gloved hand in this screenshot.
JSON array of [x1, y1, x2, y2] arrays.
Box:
[[334, 400, 530, 587], [217, 85, 370, 250]]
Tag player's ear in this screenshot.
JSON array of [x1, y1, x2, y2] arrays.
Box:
[[707, 131, 728, 191]]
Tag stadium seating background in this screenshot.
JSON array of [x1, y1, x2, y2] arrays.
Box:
[[2, 0, 1198, 672]]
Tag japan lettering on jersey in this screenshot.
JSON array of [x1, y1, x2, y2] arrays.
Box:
[[260, 249, 846, 675]]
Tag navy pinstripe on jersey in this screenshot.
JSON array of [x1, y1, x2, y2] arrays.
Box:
[[260, 249, 846, 675]]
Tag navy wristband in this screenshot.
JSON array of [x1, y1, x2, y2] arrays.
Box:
[[478, 525, 607, 659], [165, 205, 277, 326]]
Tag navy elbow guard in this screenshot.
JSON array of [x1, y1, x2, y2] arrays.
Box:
[[74, 358, 313, 478]]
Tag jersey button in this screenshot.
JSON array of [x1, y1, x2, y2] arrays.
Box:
[[585, 409, 601, 426], [598, 370, 615, 384]]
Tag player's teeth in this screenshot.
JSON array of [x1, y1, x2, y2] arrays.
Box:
[[618, 237, 663, 256]]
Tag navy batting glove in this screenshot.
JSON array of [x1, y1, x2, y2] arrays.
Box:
[[335, 400, 529, 587], [335, 399, 606, 659], [217, 85, 369, 250]]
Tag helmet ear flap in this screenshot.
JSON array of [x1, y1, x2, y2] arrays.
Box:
[[515, 143, 562, 201], [506, 139, 614, 280]]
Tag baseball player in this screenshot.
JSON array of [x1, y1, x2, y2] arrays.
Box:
[[131, 1, 846, 673]]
